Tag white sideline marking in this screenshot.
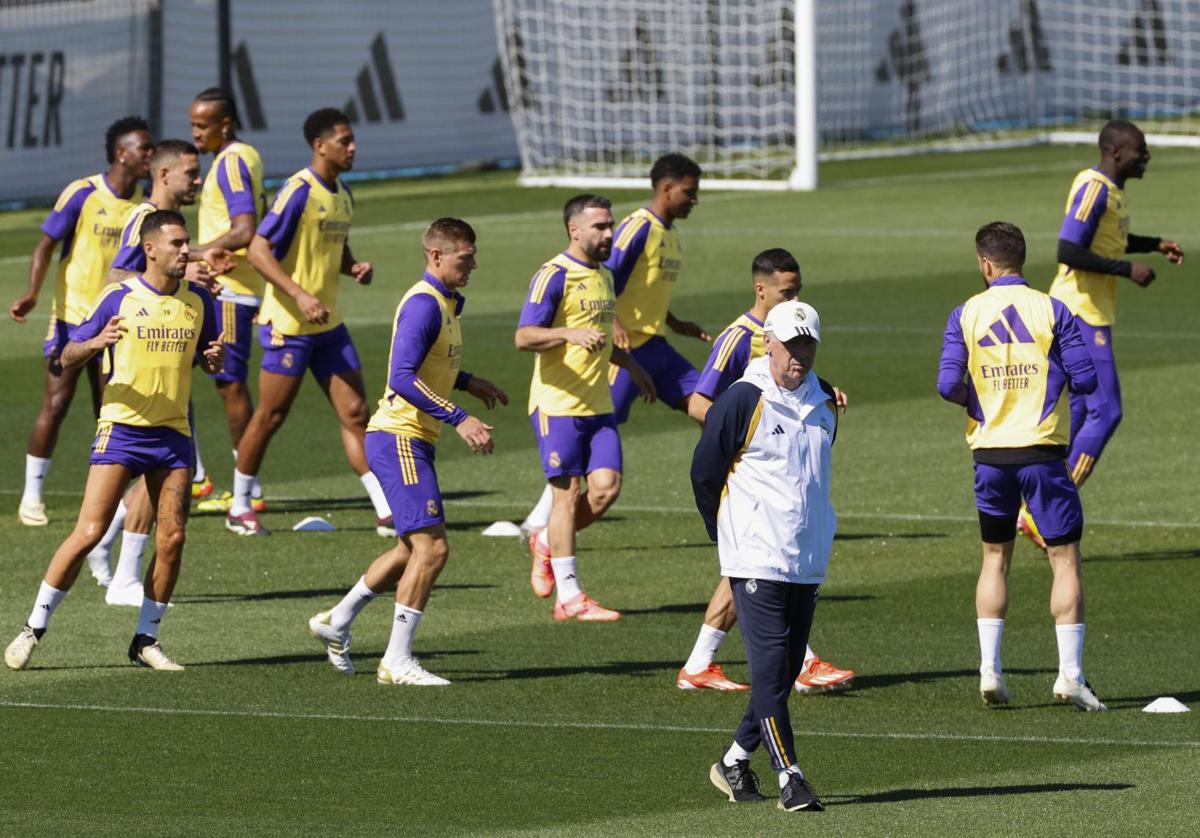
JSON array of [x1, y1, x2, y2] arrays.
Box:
[[0, 700, 1195, 749]]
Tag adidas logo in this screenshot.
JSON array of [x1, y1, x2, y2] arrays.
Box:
[[135, 307, 149, 317], [978, 305, 1035, 347], [344, 33, 405, 124], [97, 208, 107, 215], [396, 614, 408, 623], [771, 425, 785, 435], [478, 56, 511, 114], [576, 282, 587, 291]]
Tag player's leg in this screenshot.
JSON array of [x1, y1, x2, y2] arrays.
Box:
[[129, 464, 191, 671], [228, 367, 304, 533], [678, 577, 748, 690], [19, 347, 86, 525], [377, 525, 451, 686], [972, 462, 1023, 705], [105, 479, 155, 607], [1066, 321, 1121, 489], [5, 462, 131, 670]]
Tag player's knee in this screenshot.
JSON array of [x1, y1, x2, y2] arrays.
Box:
[[342, 398, 370, 428], [43, 389, 73, 421], [157, 525, 186, 557], [589, 479, 621, 510], [417, 539, 449, 570], [263, 405, 291, 432], [76, 519, 108, 550]]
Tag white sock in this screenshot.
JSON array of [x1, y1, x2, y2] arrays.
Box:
[[136, 599, 169, 638], [360, 471, 392, 519], [22, 455, 50, 505], [723, 740, 753, 767], [192, 434, 207, 482], [234, 450, 264, 499], [382, 604, 423, 668], [90, 499, 128, 560], [536, 528, 550, 551], [231, 469, 254, 515], [523, 485, 554, 530], [329, 577, 377, 631], [1055, 622, 1085, 682], [778, 765, 804, 788], [978, 618, 1005, 675], [27, 581, 66, 631], [111, 531, 150, 589], [683, 624, 727, 674], [551, 556, 582, 603], [804, 644, 817, 665]]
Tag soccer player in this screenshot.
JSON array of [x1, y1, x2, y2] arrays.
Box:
[[224, 107, 392, 536], [676, 248, 855, 693], [4, 209, 223, 672], [938, 222, 1104, 711], [309, 218, 507, 685], [9, 116, 152, 527], [1021, 121, 1184, 547], [189, 87, 270, 512], [519, 153, 710, 536], [515, 194, 656, 622]]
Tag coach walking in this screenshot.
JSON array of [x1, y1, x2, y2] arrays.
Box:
[[691, 300, 838, 813]]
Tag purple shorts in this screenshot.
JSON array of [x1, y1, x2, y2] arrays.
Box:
[[209, 300, 259, 383], [259, 323, 361, 379], [90, 422, 193, 475], [365, 431, 443, 536], [530, 408, 622, 479], [974, 459, 1083, 542], [610, 335, 700, 423]]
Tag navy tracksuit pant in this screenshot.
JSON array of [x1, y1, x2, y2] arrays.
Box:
[[729, 577, 820, 771]]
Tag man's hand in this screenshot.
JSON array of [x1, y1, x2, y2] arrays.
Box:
[[93, 315, 127, 349], [466, 376, 510, 410], [349, 261, 373, 285], [200, 338, 225, 374], [1129, 263, 1156, 287], [8, 293, 37, 323], [629, 361, 657, 403], [296, 291, 330, 324], [833, 386, 849, 415], [669, 318, 711, 343], [201, 247, 237, 275], [1158, 239, 1184, 266], [565, 327, 607, 352], [185, 260, 214, 284], [455, 415, 494, 454], [612, 317, 630, 351]]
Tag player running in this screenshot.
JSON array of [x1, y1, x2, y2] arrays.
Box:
[[9, 116, 152, 527], [308, 218, 507, 685], [4, 210, 223, 672], [515, 194, 655, 622]]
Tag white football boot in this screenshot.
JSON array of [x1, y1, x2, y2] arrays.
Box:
[[308, 611, 354, 675], [377, 657, 450, 686]]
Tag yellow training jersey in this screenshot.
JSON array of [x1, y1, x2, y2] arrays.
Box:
[[198, 141, 267, 298], [606, 207, 683, 348], [694, 311, 765, 399], [1049, 168, 1129, 326], [73, 277, 218, 435], [368, 275, 466, 444], [41, 174, 143, 325], [518, 252, 616, 416], [256, 167, 353, 335]]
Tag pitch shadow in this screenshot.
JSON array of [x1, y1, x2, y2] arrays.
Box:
[[834, 532, 947, 541], [848, 667, 1056, 692], [196, 649, 482, 668], [1085, 548, 1200, 564], [450, 659, 681, 682], [174, 583, 496, 604], [825, 782, 1134, 806]]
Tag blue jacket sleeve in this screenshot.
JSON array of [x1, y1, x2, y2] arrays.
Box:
[[388, 294, 468, 426], [1052, 298, 1097, 395], [690, 381, 762, 541], [937, 305, 969, 405], [604, 216, 650, 296]]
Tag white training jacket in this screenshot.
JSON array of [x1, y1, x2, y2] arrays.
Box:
[[690, 357, 838, 585]]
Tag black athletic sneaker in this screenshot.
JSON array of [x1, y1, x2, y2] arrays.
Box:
[[778, 772, 823, 812], [709, 747, 766, 803]]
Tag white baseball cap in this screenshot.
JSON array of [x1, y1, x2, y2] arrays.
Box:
[[764, 300, 821, 343]]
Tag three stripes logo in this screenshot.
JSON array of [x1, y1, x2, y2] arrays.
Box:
[[478, 57, 510, 114], [345, 34, 405, 124], [977, 305, 1035, 347], [770, 425, 785, 436], [135, 307, 149, 318]]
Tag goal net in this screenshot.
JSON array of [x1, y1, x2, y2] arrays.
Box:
[[493, 0, 1200, 190]]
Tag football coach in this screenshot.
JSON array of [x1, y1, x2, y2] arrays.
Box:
[[691, 300, 838, 813]]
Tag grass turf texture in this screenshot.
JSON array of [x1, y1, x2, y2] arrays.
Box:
[[0, 145, 1197, 835]]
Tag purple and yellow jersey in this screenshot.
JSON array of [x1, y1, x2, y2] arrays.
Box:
[[1049, 168, 1129, 326], [41, 174, 143, 326], [938, 276, 1095, 451], [256, 167, 353, 336], [606, 207, 682, 349], [110, 200, 159, 274], [694, 311, 764, 400], [368, 274, 469, 445], [71, 276, 218, 435], [199, 141, 266, 298], [519, 252, 616, 417]]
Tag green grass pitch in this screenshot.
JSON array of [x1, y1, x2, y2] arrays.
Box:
[[0, 146, 1197, 835]]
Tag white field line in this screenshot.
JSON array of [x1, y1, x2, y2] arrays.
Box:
[[0, 700, 1194, 749]]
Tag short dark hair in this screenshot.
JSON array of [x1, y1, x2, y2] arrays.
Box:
[[105, 115, 150, 164], [139, 209, 187, 243], [1099, 119, 1141, 154], [422, 217, 476, 252], [650, 153, 702, 187], [975, 222, 1026, 270], [303, 108, 350, 145], [562, 193, 612, 230], [752, 248, 800, 278], [194, 86, 239, 124], [149, 139, 198, 171]]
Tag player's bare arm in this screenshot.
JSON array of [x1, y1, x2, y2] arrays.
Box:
[[9, 233, 58, 322], [198, 211, 256, 254], [666, 310, 711, 342], [515, 325, 607, 353], [341, 245, 373, 285], [465, 375, 509, 409], [248, 233, 329, 324], [687, 393, 714, 424], [60, 316, 126, 370], [610, 347, 656, 403]]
